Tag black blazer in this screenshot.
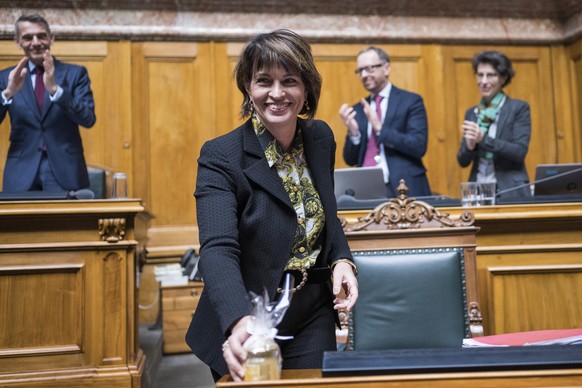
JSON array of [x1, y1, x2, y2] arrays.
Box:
[[342, 85, 431, 196], [0, 58, 96, 191], [457, 96, 531, 199], [186, 118, 353, 374]]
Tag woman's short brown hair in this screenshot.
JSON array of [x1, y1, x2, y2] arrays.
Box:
[[234, 29, 321, 120], [472, 50, 516, 87]]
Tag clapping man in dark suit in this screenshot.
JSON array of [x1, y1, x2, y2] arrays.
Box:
[[0, 13, 96, 193], [339, 46, 431, 197]]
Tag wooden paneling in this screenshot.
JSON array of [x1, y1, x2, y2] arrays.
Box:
[[469, 206, 582, 334], [0, 261, 83, 353], [1, 38, 581, 255], [566, 40, 582, 162], [0, 200, 145, 387], [487, 262, 582, 333], [459, 204, 582, 335], [132, 42, 202, 228], [224, 42, 247, 134], [0, 42, 23, 185]]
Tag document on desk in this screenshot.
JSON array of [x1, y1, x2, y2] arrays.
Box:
[[462, 328, 582, 347]]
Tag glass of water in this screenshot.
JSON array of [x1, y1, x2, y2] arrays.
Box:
[[111, 172, 128, 199], [460, 182, 479, 207], [478, 182, 496, 206]]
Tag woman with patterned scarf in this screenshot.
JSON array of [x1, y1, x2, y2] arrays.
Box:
[[457, 50, 532, 200]]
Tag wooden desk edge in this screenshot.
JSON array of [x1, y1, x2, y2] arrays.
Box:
[[217, 367, 582, 387]]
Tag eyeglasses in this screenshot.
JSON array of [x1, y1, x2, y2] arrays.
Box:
[[475, 72, 499, 81], [355, 63, 385, 75]]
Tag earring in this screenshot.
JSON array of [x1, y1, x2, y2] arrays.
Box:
[[249, 99, 255, 113], [304, 100, 310, 112]]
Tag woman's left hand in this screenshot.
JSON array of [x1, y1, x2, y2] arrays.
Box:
[[332, 262, 359, 311]]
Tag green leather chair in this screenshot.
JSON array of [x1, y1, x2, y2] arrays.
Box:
[[87, 164, 114, 199], [349, 248, 473, 350], [341, 179, 483, 351]]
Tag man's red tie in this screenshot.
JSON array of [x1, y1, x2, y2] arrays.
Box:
[[362, 95, 383, 166], [34, 66, 45, 112]]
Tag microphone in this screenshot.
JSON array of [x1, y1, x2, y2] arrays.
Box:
[[67, 189, 95, 199], [495, 166, 582, 198]]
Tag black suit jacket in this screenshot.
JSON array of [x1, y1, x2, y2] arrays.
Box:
[[186, 118, 353, 374], [0, 58, 96, 191], [342, 85, 431, 196], [457, 96, 531, 198]]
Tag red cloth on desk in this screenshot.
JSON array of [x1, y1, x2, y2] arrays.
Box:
[[463, 328, 582, 347]]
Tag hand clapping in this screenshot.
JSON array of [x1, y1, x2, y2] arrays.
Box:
[[462, 120, 483, 151]]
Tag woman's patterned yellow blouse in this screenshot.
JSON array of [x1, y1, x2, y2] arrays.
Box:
[[252, 116, 325, 270]]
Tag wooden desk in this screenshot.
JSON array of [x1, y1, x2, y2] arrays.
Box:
[[161, 281, 203, 354], [0, 199, 146, 387], [339, 202, 582, 335], [217, 368, 582, 387]]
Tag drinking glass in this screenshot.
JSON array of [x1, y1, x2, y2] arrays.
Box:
[[460, 182, 479, 207], [478, 182, 496, 206], [111, 172, 128, 199]]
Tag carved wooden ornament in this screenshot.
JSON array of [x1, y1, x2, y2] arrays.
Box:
[[343, 179, 475, 232], [98, 218, 127, 243]]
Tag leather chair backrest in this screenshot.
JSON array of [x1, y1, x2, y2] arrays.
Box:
[[349, 248, 468, 350], [87, 164, 114, 199], [88, 166, 106, 199]]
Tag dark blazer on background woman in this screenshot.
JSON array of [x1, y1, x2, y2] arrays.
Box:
[[457, 96, 531, 199], [185, 117, 353, 375]]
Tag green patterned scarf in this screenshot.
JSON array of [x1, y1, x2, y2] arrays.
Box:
[[477, 92, 505, 159]]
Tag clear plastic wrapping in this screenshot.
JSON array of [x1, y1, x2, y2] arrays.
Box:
[[243, 273, 294, 381]]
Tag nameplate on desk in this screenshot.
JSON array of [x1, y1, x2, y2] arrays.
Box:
[[322, 346, 582, 377]]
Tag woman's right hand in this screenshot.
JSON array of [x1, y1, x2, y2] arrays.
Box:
[[222, 315, 253, 381], [462, 120, 483, 151]]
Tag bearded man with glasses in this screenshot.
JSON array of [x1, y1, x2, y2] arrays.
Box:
[[339, 46, 431, 198]]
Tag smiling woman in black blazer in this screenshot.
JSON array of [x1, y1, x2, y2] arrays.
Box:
[[185, 29, 359, 382]]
